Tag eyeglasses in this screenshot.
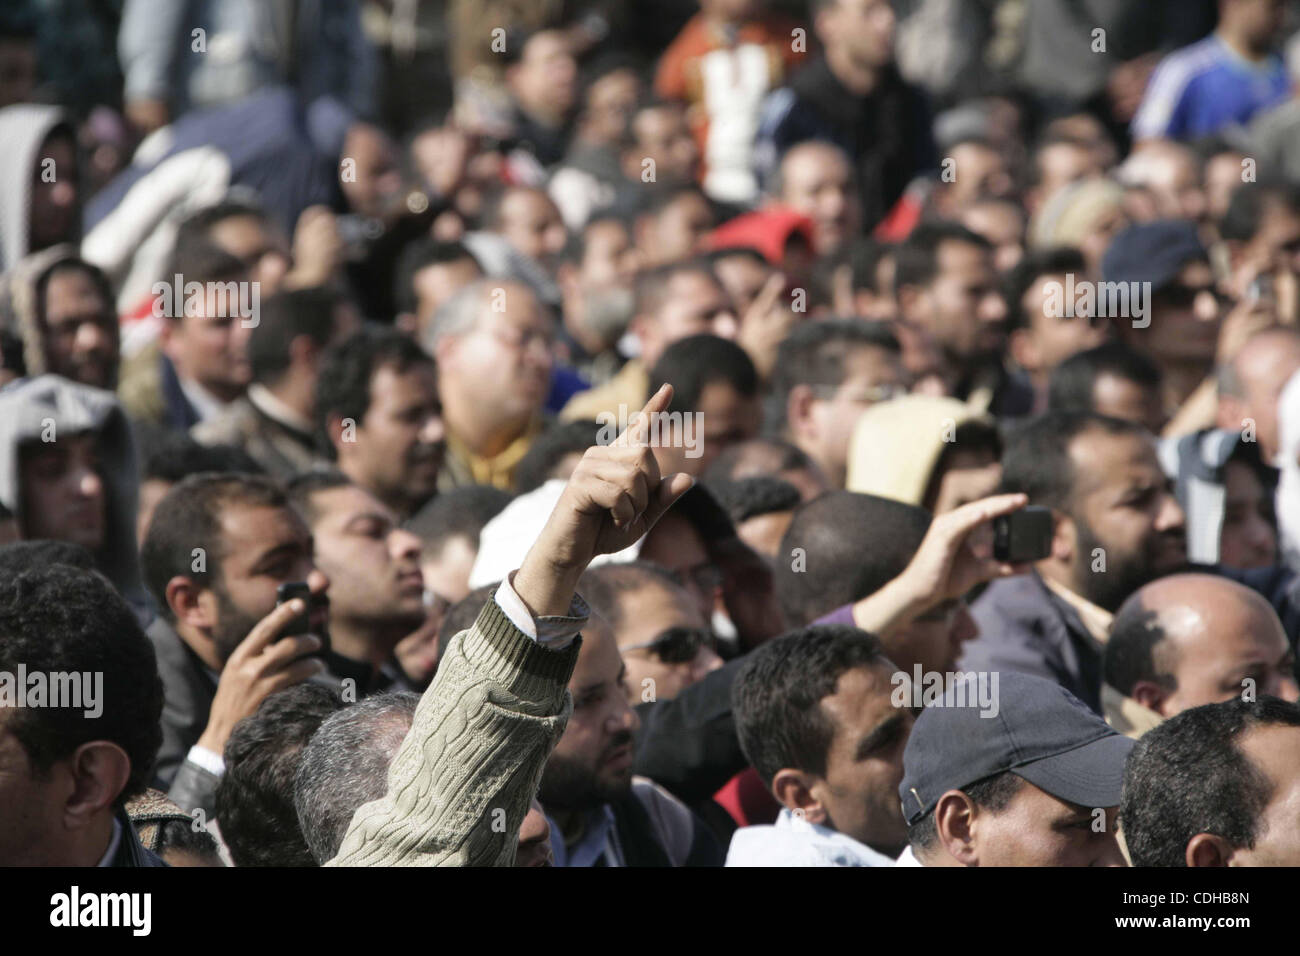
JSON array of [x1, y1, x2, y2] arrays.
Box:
[[621, 627, 716, 663]]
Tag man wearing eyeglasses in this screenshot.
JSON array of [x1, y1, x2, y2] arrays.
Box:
[[423, 277, 555, 491], [580, 561, 724, 704]]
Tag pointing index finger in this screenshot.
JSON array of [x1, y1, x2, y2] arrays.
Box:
[[618, 383, 672, 447]]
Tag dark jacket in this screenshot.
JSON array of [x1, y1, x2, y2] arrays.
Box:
[[191, 390, 326, 480], [110, 808, 169, 868], [959, 572, 1104, 714], [633, 656, 747, 806], [755, 54, 933, 231], [607, 782, 725, 867]]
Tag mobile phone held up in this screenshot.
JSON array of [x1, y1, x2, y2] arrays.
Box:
[[992, 506, 1053, 564], [275, 581, 330, 656]]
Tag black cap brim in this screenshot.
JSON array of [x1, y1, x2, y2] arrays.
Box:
[[1013, 732, 1135, 810]]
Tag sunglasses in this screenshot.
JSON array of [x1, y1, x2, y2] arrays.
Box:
[[621, 627, 715, 664]]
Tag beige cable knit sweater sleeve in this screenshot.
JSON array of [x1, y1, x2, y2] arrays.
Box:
[[326, 596, 581, 866]]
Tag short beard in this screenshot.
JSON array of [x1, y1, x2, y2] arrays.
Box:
[[1071, 518, 1186, 613], [210, 582, 265, 666], [538, 734, 635, 812]]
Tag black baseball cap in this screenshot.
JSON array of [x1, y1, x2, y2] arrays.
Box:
[[1102, 220, 1207, 293], [899, 671, 1134, 826]]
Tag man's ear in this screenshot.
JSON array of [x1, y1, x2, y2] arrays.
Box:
[[1050, 510, 1077, 564], [165, 574, 215, 633], [785, 383, 817, 439], [63, 740, 131, 829], [933, 789, 980, 865], [1130, 679, 1172, 715], [771, 768, 827, 825], [1186, 832, 1235, 867]]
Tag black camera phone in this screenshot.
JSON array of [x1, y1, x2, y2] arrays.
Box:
[[275, 581, 321, 646], [993, 506, 1053, 563]]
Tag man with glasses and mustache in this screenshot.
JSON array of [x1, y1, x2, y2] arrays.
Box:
[[580, 561, 724, 704], [423, 278, 555, 492]]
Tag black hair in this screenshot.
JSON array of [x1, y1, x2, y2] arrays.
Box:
[[247, 287, 340, 386], [215, 683, 345, 867], [314, 325, 437, 459], [999, 410, 1148, 512], [810, 238, 893, 307], [893, 222, 991, 293], [648, 333, 758, 415], [141, 473, 287, 621], [560, 213, 633, 268], [404, 485, 513, 553], [135, 425, 263, 483], [0, 565, 163, 806], [775, 491, 931, 627], [1121, 697, 1300, 867], [1004, 246, 1088, 332], [436, 583, 499, 662], [0, 540, 95, 577], [703, 438, 820, 485], [1104, 602, 1175, 698], [709, 475, 802, 525], [1047, 341, 1163, 416], [394, 239, 482, 315], [922, 420, 1003, 512], [164, 235, 247, 299], [732, 625, 890, 785], [768, 319, 899, 435], [1219, 181, 1300, 244], [907, 771, 1025, 852], [513, 420, 606, 494], [283, 469, 353, 527], [634, 256, 719, 319]]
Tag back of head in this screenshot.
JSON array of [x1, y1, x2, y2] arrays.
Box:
[[247, 287, 339, 387], [704, 437, 820, 485], [1121, 697, 1300, 867], [1048, 342, 1162, 415], [437, 583, 500, 661], [0, 565, 163, 810], [776, 491, 931, 626], [513, 420, 605, 493], [405, 485, 513, 555], [732, 624, 888, 786], [709, 475, 802, 525], [216, 683, 345, 867], [648, 333, 758, 414], [136, 424, 263, 483], [293, 691, 419, 863]]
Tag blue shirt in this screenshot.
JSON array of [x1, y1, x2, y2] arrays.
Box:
[[1133, 34, 1287, 141], [547, 806, 623, 867]]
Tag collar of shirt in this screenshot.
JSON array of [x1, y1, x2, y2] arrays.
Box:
[[444, 419, 542, 490], [773, 808, 897, 866], [1043, 576, 1114, 645], [248, 383, 315, 435], [96, 815, 123, 867], [177, 375, 229, 424], [547, 805, 619, 867], [895, 844, 923, 867]]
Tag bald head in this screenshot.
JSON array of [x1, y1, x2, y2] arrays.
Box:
[[1218, 327, 1300, 462], [1106, 573, 1297, 718]]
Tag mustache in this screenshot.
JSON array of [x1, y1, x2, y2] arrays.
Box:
[[602, 730, 634, 761]]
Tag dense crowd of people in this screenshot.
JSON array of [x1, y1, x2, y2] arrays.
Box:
[[3, 0, 1300, 870]]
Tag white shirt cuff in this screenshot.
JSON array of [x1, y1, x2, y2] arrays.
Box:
[[185, 744, 226, 777], [494, 573, 588, 648]]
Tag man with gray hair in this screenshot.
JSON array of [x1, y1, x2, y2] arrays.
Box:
[[422, 278, 554, 492], [293, 692, 420, 864], [295, 690, 559, 866]]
